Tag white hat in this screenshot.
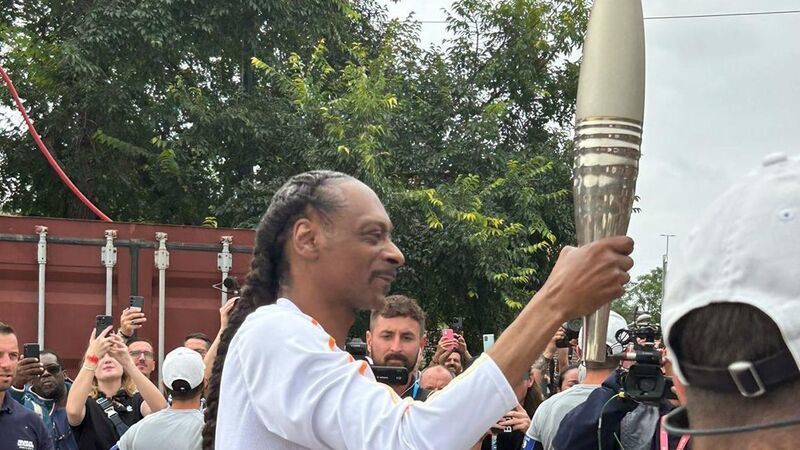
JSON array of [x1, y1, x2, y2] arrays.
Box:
[[162, 347, 205, 392], [662, 153, 800, 395], [578, 310, 628, 357]]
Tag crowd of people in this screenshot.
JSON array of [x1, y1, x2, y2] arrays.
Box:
[[2, 156, 799, 450], [0, 294, 235, 450]]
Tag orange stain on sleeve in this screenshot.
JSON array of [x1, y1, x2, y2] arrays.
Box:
[[358, 361, 368, 376], [328, 337, 336, 351], [311, 318, 319, 326]]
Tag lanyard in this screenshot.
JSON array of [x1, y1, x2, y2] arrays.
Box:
[[660, 416, 689, 450], [402, 376, 420, 399]]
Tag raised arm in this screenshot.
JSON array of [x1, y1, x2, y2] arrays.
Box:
[[66, 326, 114, 426], [488, 236, 633, 386], [108, 335, 167, 416], [204, 297, 237, 381]]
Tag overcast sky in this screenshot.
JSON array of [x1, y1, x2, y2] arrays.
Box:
[[383, 0, 800, 279]]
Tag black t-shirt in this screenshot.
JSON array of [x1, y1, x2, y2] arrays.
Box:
[[71, 391, 144, 450], [481, 430, 526, 450]]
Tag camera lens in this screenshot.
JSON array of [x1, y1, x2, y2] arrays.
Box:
[[638, 377, 657, 392]]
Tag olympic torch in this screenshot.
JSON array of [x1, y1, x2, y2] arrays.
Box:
[[573, 0, 645, 362]]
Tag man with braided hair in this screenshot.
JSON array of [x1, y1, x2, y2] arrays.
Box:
[[204, 170, 634, 450]]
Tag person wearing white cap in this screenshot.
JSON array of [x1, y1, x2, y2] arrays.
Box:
[[522, 311, 628, 450], [660, 153, 800, 449], [116, 347, 206, 450]]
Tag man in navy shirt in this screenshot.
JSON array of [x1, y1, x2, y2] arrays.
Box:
[[0, 321, 53, 450]]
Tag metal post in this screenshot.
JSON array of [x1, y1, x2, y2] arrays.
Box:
[[660, 234, 675, 301], [35, 226, 48, 347], [101, 230, 118, 316], [217, 236, 233, 305], [154, 232, 170, 388]]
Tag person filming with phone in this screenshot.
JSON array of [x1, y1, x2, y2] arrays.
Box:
[[432, 328, 472, 375], [66, 320, 167, 450], [11, 345, 77, 449]]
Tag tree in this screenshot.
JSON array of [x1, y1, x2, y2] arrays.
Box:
[[1, 0, 591, 350], [613, 266, 664, 326], [0, 0, 383, 222]]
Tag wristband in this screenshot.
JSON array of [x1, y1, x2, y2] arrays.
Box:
[[85, 354, 99, 364], [82, 364, 97, 372]]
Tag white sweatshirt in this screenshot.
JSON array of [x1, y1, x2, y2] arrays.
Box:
[[215, 298, 517, 449]]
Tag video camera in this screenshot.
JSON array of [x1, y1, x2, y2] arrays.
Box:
[[345, 338, 409, 386], [614, 310, 675, 403], [556, 318, 582, 348]]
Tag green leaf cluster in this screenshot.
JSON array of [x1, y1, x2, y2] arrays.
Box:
[[1, 0, 590, 349]]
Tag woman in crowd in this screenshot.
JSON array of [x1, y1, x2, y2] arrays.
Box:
[[66, 326, 167, 450]]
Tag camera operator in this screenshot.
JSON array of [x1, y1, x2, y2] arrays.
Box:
[[659, 154, 800, 449], [365, 295, 430, 400], [523, 310, 628, 450]]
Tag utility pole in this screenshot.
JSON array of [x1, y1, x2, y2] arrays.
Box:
[[660, 234, 675, 301]]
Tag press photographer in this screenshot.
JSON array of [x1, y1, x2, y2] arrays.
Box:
[[549, 312, 682, 450], [362, 295, 430, 400], [524, 311, 628, 450]]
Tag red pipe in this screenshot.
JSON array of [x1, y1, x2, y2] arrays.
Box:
[[0, 64, 112, 221]]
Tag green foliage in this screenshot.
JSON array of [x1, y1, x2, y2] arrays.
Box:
[[613, 266, 664, 325], [1, 0, 590, 350]]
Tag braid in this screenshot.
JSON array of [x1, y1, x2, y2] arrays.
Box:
[[203, 170, 352, 449]]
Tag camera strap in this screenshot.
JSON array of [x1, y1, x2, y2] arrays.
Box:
[[659, 416, 689, 450], [95, 397, 129, 438]]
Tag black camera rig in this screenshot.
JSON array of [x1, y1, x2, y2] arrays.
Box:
[[614, 311, 675, 403]]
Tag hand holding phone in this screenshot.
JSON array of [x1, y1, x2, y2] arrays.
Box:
[[14, 346, 44, 387], [120, 300, 147, 338], [442, 328, 457, 350]]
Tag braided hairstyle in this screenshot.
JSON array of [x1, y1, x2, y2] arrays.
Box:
[[202, 170, 353, 449]]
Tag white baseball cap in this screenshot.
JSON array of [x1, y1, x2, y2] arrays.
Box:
[[162, 347, 205, 392], [662, 153, 800, 396], [578, 310, 628, 357]]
